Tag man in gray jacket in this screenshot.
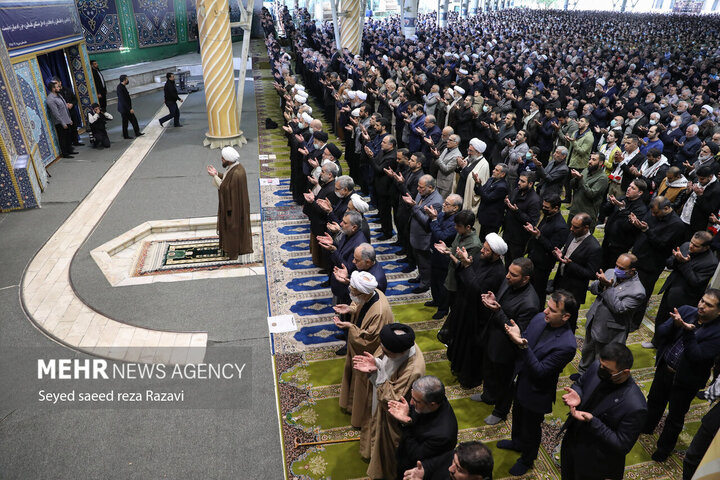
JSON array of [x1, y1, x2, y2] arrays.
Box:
[[402, 175, 443, 294], [435, 134, 462, 198], [578, 253, 646, 373], [46, 81, 75, 158]]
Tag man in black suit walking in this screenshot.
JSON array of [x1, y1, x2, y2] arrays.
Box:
[[159, 73, 182, 128], [116, 74, 143, 139], [560, 343, 647, 480]]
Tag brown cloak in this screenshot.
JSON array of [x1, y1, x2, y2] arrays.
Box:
[[217, 163, 253, 259], [339, 290, 394, 429], [360, 345, 426, 480]]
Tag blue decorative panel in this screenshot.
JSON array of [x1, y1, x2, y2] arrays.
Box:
[[12, 154, 40, 208], [13, 61, 55, 166], [131, 0, 178, 48], [0, 73, 26, 158], [76, 0, 124, 52], [0, 139, 22, 211], [67, 45, 93, 126], [185, 0, 197, 40], [30, 58, 60, 164]]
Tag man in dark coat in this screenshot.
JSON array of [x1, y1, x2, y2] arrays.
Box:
[[159, 73, 182, 127], [645, 231, 718, 348], [390, 376, 458, 480], [303, 162, 339, 269], [445, 233, 507, 388], [116, 74, 143, 139], [502, 171, 541, 263], [427, 194, 461, 319], [552, 213, 602, 331], [369, 135, 398, 240], [206, 147, 253, 259], [600, 178, 649, 269], [475, 258, 540, 426], [524, 194, 569, 301], [498, 290, 577, 476], [642, 290, 720, 462], [560, 343, 648, 480], [90, 60, 107, 111], [532, 146, 569, 198], [404, 175, 444, 294], [474, 163, 510, 241]]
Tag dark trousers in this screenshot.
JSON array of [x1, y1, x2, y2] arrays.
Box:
[[633, 268, 663, 328], [644, 362, 697, 455], [159, 101, 180, 126], [651, 291, 673, 345], [98, 92, 107, 112], [531, 267, 551, 304], [54, 123, 72, 155], [483, 357, 515, 418], [479, 224, 499, 243], [376, 195, 393, 236], [511, 399, 545, 466], [415, 248, 432, 289], [560, 429, 621, 480], [683, 401, 720, 480], [504, 241, 527, 265], [430, 263, 450, 312], [120, 111, 141, 138], [92, 129, 111, 148]]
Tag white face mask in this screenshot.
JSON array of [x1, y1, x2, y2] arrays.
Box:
[[649, 119, 657, 125], [298, 122, 305, 129], [670, 121, 678, 127]]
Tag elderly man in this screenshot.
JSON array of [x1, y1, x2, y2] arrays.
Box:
[[303, 162, 339, 269], [501, 129, 530, 189], [499, 290, 578, 476], [680, 165, 720, 238], [336, 271, 393, 429], [568, 152, 609, 230], [446, 233, 507, 388], [476, 258, 541, 426], [533, 146, 570, 198], [46, 81, 76, 158], [390, 376, 458, 479], [435, 134, 462, 198], [403, 175, 443, 294], [353, 323, 426, 480], [578, 253, 646, 373], [673, 124, 702, 168], [426, 194, 463, 319], [332, 243, 387, 306], [561, 343, 648, 480], [474, 163, 510, 241], [319, 211, 369, 296], [456, 138, 490, 213], [206, 147, 253, 260]]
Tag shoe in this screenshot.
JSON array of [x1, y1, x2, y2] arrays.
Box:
[[335, 346, 347, 356], [72, 142, 85, 146], [319, 280, 330, 288], [424, 301, 438, 307], [334, 332, 347, 341], [397, 249, 408, 256], [484, 414, 504, 425], [569, 373, 581, 382], [408, 276, 421, 284], [136, 133, 145, 137], [401, 265, 416, 273], [159, 120, 165, 127], [641, 341, 656, 349], [69, 151, 79, 155], [697, 390, 707, 400], [123, 136, 133, 139], [174, 124, 183, 127], [377, 234, 393, 241], [470, 393, 495, 404], [496, 440, 522, 452], [432, 310, 448, 320], [508, 460, 531, 476], [651, 450, 669, 462], [412, 286, 429, 294], [62, 155, 74, 158]]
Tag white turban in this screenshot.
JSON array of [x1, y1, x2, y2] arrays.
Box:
[[443, 52, 452, 57], [347, 90, 357, 99], [453, 86, 465, 95], [350, 194, 369, 214], [484, 233, 507, 255], [487, 55, 494, 62], [297, 91, 308, 99], [301, 112, 313, 123], [462, 55, 470, 62], [350, 270, 378, 294], [469, 138, 486, 153], [595, 78, 606, 87], [525, 67, 533, 75], [702, 104, 714, 114], [351, 107, 361, 117], [304, 106, 312, 114], [452, 53, 460, 59], [458, 68, 469, 75], [221, 147, 240, 162], [295, 84, 305, 91], [356, 91, 367, 101], [471, 53, 480, 59], [294, 94, 306, 104]]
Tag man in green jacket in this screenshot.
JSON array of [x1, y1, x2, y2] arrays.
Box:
[[563, 116, 594, 203], [569, 152, 609, 231]]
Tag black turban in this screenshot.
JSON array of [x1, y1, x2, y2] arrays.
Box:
[[380, 323, 415, 353], [314, 130, 329, 142]]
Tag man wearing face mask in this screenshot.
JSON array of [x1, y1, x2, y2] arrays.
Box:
[[560, 343, 647, 480], [578, 253, 646, 373], [502, 171, 541, 264], [336, 271, 392, 429], [659, 115, 684, 164]]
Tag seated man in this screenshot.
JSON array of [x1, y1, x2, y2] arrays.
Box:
[[87, 103, 113, 149]]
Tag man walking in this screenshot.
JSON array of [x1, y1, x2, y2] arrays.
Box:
[[159, 73, 182, 128], [116, 74, 143, 139]]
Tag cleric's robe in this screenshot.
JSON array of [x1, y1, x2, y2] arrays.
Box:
[[339, 290, 394, 428], [216, 162, 253, 259]]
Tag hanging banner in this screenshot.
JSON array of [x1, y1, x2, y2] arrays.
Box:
[[0, 0, 84, 56]]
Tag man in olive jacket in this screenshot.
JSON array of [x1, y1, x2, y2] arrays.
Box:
[[569, 152, 609, 230]]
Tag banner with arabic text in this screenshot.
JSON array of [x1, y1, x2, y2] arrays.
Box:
[[0, 0, 84, 56]]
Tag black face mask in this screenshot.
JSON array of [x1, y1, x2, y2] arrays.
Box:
[[542, 208, 553, 216], [597, 365, 614, 383]]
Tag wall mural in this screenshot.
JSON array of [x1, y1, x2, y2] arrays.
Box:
[[131, 0, 178, 48], [76, 0, 124, 52], [186, 0, 198, 40], [13, 61, 55, 167]]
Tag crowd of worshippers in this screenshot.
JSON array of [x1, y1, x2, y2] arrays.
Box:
[[263, 7, 720, 480]]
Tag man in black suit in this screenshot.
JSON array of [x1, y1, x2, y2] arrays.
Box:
[[629, 196, 686, 329], [560, 343, 648, 480], [552, 213, 602, 331], [498, 290, 578, 476], [303, 162, 339, 270], [642, 290, 720, 462], [600, 178, 649, 269], [502, 171, 541, 264], [475, 258, 541, 426], [681, 165, 720, 239], [474, 163, 509, 242], [159, 73, 182, 128], [368, 135, 398, 240], [116, 74, 143, 139], [532, 146, 569, 198], [90, 60, 107, 112], [390, 376, 458, 480], [524, 194, 569, 302], [645, 231, 718, 348]]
